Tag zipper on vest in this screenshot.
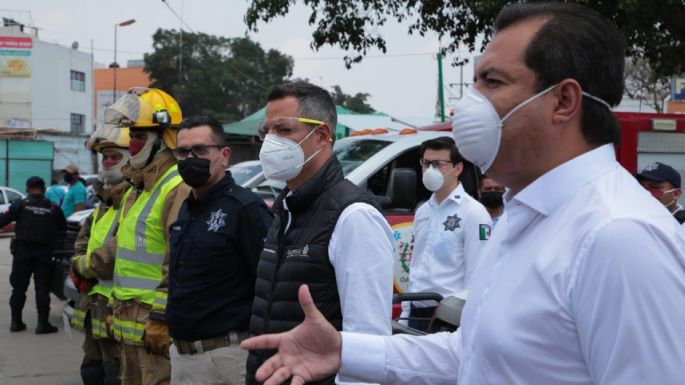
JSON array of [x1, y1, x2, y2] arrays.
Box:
[[263, 209, 288, 333]]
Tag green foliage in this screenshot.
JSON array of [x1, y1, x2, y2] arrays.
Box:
[[331, 85, 376, 113], [144, 29, 294, 122], [244, 0, 684, 77]]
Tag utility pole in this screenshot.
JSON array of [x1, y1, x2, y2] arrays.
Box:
[[437, 52, 445, 122], [449, 64, 471, 99]]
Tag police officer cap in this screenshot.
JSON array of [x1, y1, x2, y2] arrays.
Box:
[[636, 162, 681, 189], [26, 176, 46, 189]]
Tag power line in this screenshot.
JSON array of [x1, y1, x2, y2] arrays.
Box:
[[161, 0, 195, 33]]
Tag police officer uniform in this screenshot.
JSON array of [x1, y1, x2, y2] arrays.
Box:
[[166, 172, 272, 385], [400, 182, 491, 330], [0, 176, 66, 333]]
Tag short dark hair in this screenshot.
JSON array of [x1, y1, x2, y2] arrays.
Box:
[[178, 115, 226, 146], [494, 2, 625, 147], [267, 82, 337, 139], [419, 137, 464, 165]]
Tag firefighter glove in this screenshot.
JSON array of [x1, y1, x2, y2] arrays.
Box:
[[143, 319, 170, 356]]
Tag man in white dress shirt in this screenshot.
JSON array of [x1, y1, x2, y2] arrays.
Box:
[[400, 137, 491, 329], [245, 82, 393, 385], [241, 3, 685, 385]]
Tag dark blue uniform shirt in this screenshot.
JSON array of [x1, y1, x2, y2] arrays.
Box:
[[166, 173, 272, 341]]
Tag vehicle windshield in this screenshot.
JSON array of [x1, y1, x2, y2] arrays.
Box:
[[229, 162, 262, 186], [334, 139, 391, 176]]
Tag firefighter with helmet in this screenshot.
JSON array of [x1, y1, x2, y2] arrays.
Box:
[[104, 88, 190, 385], [69, 124, 131, 385]]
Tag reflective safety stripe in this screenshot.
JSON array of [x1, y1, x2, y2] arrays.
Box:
[[104, 209, 118, 240], [112, 316, 146, 344], [97, 279, 113, 289], [113, 168, 180, 306], [134, 171, 179, 249], [114, 275, 160, 291], [152, 291, 167, 311], [76, 254, 89, 276], [118, 248, 165, 265], [91, 319, 109, 338], [71, 309, 86, 329]]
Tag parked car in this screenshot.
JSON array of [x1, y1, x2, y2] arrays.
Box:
[[227, 160, 265, 188], [0, 186, 26, 233]]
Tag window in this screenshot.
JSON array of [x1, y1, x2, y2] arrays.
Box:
[[70, 113, 85, 134], [70, 70, 85, 92], [5, 190, 22, 204], [333, 139, 392, 176], [0, 191, 6, 205]]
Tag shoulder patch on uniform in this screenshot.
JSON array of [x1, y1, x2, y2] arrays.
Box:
[[479, 224, 491, 240]]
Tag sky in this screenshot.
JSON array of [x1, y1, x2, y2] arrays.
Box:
[[4, 0, 484, 123]]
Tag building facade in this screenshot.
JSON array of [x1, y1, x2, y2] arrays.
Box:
[[0, 24, 93, 134]]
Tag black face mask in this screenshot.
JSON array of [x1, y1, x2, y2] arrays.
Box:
[[480, 191, 504, 209], [63, 173, 75, 184], [178, 157, 212, 188]]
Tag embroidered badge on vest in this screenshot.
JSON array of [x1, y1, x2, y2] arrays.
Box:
[[207, 209, 227, 232]]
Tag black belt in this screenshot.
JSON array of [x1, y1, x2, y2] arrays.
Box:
[[174, 331, 249, 355]]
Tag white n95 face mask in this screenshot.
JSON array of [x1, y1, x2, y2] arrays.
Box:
[[422, 165, 445, 192], [259, 128, 323, 182], [452, 85, 557, 172], [452, 85, 612, 172]]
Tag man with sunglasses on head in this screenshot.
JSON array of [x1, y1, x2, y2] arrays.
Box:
[[245, 82, 394, 385], [165, 116, 272, 385], [399, 137, 491, 330]]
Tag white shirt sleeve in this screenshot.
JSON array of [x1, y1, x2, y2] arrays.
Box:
[[329, 202, 394, 384], [462, 203, 492, 287], [340, 329, 463, 385], [570, 219, 685, 385]]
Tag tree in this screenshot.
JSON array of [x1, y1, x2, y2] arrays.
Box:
[[144, 29, 294, 122], [624, 58, 671, 113], [244, 0, 684, 77], [331, 85, 376, 113]]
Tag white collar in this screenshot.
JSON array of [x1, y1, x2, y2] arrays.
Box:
[[429, 182, 465, 207], [505, 144, 618, 217]]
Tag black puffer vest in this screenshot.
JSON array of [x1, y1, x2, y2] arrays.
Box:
[[246, 157, 380, 385]]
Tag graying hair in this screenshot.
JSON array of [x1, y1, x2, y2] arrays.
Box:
[[267, 82, 337, 139]]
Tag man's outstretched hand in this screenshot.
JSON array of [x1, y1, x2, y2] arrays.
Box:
[[241, 285, 343, 385]]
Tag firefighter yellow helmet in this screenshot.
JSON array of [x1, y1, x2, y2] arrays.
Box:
[[90, 125, 131, 152], [104, 87, 181, 149]]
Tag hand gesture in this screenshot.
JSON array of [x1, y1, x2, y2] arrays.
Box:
[[241, 285, 343, 385]]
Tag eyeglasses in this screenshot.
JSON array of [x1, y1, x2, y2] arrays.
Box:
[[257, 117, 327, 141], [419, 158, 453, 168], [173, 144, 224, 160]]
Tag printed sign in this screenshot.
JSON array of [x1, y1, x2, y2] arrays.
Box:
[[0, 36, 32, 77]]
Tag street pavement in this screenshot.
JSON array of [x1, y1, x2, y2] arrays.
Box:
[[0, 237, 82, 385]]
